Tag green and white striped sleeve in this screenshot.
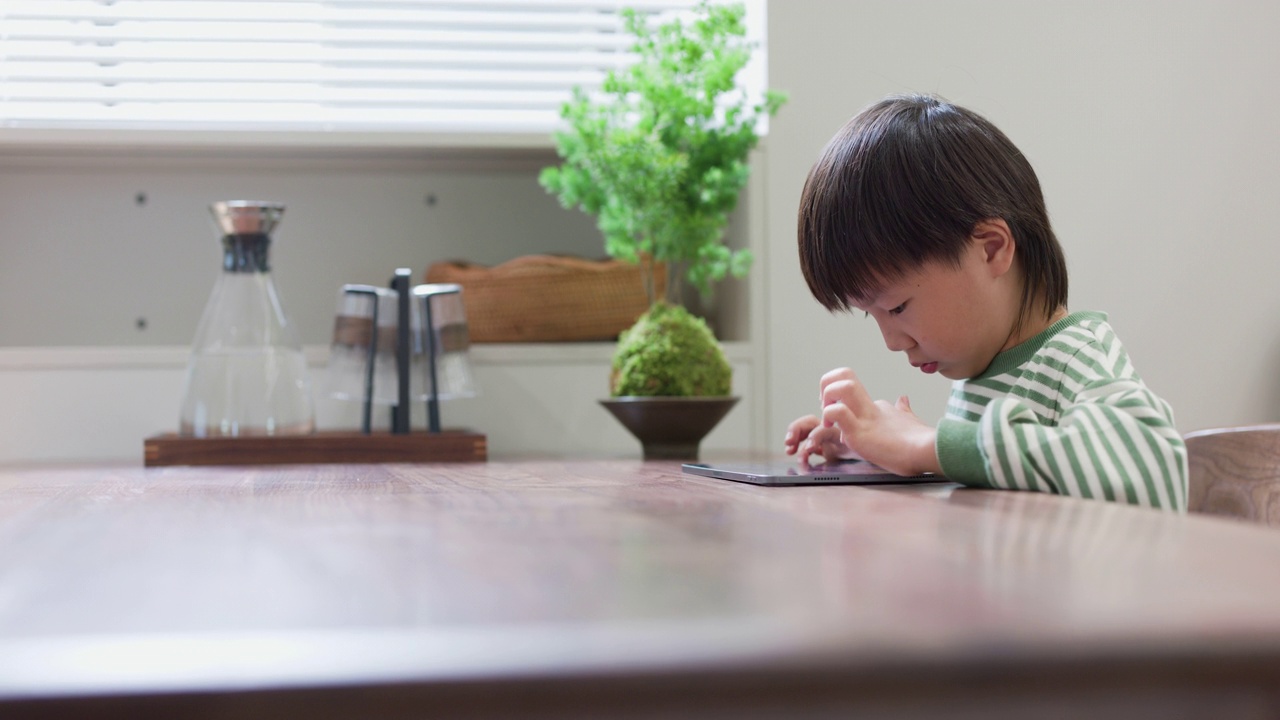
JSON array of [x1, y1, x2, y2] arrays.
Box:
[[937, 382, 1187, 511], [935, 315, 1188, 512]]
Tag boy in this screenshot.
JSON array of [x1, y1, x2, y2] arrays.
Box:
[[784, 94, 1187, 512]]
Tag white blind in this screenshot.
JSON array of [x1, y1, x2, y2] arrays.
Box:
[[0, 0, 767, 140]]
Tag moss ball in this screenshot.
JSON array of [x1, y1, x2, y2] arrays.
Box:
[[610, 302, 731, 397]]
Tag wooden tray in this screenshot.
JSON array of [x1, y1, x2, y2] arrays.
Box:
[[144, 430, 487, 467]]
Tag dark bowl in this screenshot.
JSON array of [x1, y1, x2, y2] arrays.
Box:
[[599, 396, 740, 460]]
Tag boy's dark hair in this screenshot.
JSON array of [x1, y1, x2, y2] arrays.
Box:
[[797, 94, 1067, 328]]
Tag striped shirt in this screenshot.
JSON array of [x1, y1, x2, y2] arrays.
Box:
[[935, 311, 1188, 512]]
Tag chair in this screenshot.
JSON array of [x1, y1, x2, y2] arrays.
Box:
[[1184, 424, 1280, 525]]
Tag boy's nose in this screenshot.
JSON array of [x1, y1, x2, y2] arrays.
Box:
[[879, 324, 915, 353]]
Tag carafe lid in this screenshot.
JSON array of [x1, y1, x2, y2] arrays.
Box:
[[211, 201, 285, 236]]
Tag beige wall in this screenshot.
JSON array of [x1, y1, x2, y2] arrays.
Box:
[[763, 0, 1280, 440], [0, 151, 601, 348]]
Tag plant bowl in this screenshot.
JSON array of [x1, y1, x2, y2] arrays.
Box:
[[600, 396, 740, 460]]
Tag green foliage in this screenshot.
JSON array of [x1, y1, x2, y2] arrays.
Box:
[[611, 302, 732, 396], [540, 1, 786, 303]]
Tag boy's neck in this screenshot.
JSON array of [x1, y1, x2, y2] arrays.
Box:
[[1002, 305, 1069, 352]]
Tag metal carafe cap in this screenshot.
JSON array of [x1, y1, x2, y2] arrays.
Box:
[[211, 201, 285, 236]]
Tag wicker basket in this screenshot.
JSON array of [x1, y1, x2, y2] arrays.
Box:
[[424, 255, 666, 343]]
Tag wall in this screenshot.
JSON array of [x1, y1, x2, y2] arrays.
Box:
[[763, 0, 1280, 442], [0, 149, 600, 347]]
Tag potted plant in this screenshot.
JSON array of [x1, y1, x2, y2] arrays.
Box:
[[539, 1, 785, 459]]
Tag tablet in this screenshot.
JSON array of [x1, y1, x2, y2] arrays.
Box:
[[681, 459, 943, 486]]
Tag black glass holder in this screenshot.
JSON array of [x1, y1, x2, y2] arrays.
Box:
[[340, 268, 463, 436]]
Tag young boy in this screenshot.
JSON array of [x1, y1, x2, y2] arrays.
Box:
[[784, 94, 1187, 512]]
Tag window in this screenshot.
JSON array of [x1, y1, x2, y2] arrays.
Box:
[[0, 0, 767, 144]]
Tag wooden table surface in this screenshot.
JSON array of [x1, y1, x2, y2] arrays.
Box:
[[1, 460, 1279, 719]]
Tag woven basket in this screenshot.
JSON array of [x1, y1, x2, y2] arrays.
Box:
[[424, 255, 666, 343]]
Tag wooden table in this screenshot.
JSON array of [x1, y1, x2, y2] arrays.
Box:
[[1, 460, 1279, 719]]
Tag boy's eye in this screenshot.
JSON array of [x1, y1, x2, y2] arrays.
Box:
[[888, 302, 907, 316]]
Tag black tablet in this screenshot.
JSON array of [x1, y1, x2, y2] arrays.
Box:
[[681, 460, 943, 486]]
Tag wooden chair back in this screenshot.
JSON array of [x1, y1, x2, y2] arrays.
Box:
[[1185, 424, 1280, 525]]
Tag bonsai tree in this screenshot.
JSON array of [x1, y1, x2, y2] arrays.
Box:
[[540, 1, 785, 397]]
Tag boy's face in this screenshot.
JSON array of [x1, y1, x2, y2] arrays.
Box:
[[850, 231, 1022, 380]]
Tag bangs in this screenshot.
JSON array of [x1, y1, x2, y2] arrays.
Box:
[[797, 103, 972, 312], [798, 196, 929, 311]]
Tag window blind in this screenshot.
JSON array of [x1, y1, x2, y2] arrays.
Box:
[[0, 0, 767, 140]]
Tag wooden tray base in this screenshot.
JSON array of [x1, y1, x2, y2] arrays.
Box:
[[144, 430, 487, 467]]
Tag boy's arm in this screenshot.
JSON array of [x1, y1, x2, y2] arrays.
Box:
[[936, 378, 1188, 512]]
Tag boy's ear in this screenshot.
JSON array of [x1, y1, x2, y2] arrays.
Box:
[[970, 219, 1016, 278]]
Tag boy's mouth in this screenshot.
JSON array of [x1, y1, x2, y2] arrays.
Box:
[[918, 362, 939, 374]]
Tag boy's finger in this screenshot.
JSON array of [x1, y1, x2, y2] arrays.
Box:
[[817, 367, 858, 401], [820, 399, 856, 430], [822, 378, 875, 417], [795, 438, 815, 463]]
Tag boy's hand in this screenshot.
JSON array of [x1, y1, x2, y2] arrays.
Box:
[[784, 414, 862, 464], [816, 368, 941, 476]]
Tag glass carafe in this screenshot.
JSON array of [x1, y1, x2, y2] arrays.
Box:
[[179, 201, 315, 437]]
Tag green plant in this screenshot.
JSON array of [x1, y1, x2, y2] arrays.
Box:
[[539, 1, 786, 305], [611, 302, 730, 396]]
